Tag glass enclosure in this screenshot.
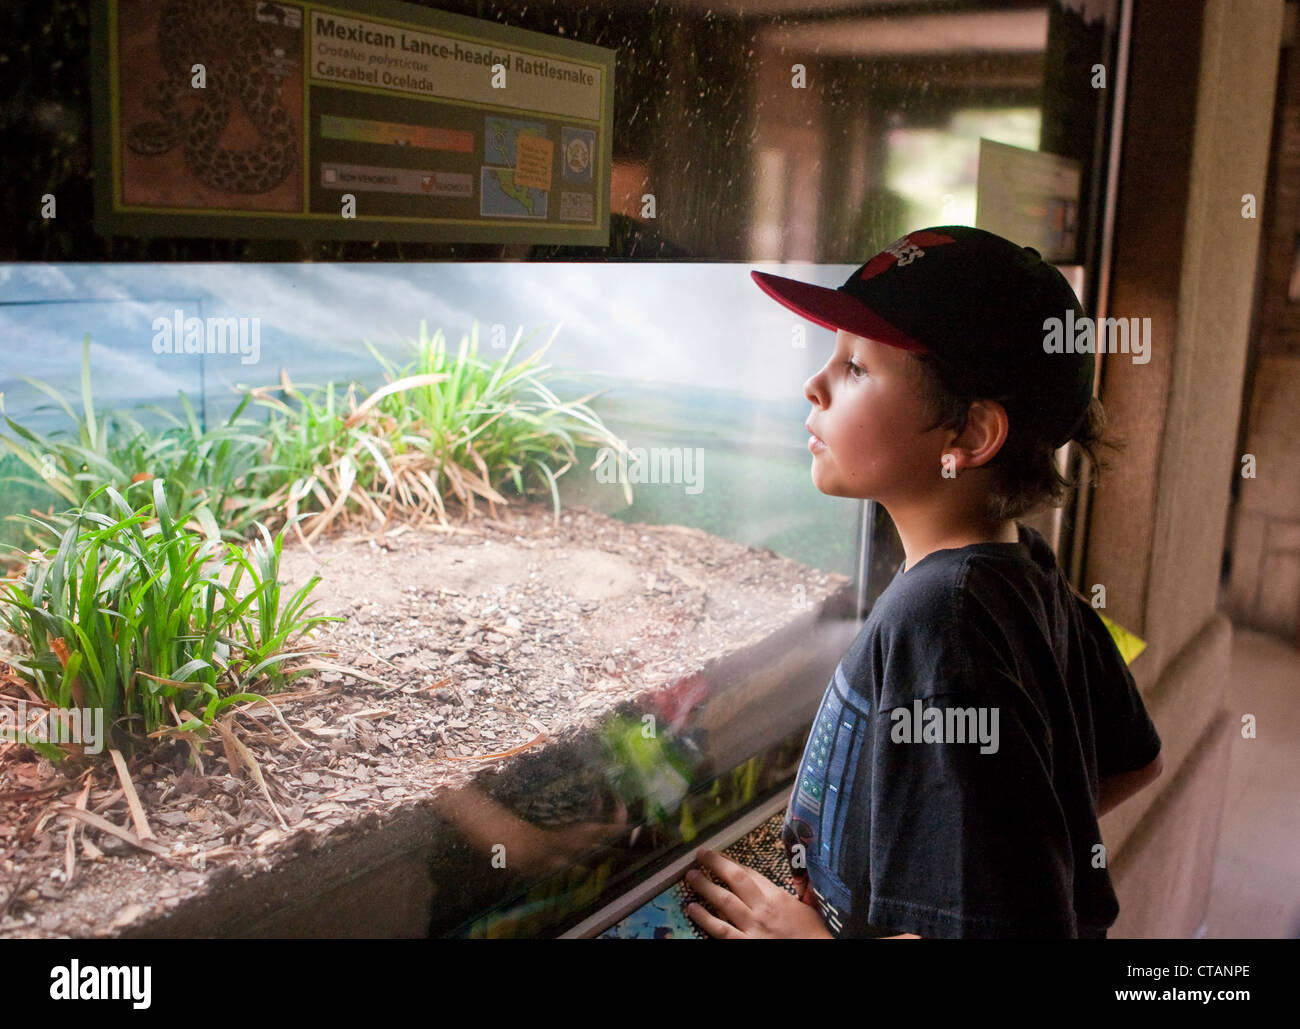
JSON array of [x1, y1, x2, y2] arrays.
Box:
[[0, 0, 1123, 938]]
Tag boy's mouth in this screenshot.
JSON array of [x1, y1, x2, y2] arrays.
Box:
[[806, 422, 827, 453]]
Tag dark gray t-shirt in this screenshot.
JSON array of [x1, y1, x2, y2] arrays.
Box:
[[782, 521, 1162, 938]]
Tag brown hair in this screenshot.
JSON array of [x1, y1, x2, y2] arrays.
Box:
[[907, 349, 1126, 522]]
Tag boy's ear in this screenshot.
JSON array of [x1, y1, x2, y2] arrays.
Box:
[[949, 399, 1010, 469]]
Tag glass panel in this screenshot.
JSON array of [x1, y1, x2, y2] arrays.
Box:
[[0, 0, 1120, 938]]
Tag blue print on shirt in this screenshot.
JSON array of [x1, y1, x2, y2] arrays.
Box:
[[785, 661, 872, 934]]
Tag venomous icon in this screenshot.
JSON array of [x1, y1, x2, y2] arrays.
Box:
[[126, 0, 298, 195]]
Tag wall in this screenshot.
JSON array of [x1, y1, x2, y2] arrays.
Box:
[[1089, 0, 1284, 937], [1226, 2, 1300, 641]]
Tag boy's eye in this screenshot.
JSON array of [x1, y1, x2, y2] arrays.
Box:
[[844, 360, 866, 379]]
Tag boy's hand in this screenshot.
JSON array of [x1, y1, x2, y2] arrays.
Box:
[[683, 848, 834, 938]]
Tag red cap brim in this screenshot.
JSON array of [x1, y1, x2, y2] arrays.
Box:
[[750, 270, 928, 352]]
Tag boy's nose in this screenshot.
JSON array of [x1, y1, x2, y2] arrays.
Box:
[[804, 374, 826, 407]]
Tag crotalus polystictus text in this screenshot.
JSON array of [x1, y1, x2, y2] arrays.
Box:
[[127, 0, 297, 195]]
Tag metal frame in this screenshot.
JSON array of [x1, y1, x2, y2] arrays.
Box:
[[1066, 0, 1133, 588]]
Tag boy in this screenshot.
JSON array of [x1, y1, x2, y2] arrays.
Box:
[[683, 226, 1163, 939]]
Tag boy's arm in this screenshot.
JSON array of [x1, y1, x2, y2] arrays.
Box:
[[1098, 751, 1163, 816]]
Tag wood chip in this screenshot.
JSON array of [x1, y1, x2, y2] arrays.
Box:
[[50, 805, 180, 864], [111, 903, 145, 929], [210, 718, 288, 831], [109, 748, 155, 841], [63, 780, 90, 885]]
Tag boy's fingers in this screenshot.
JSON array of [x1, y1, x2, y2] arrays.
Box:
[[686, 869, 748, 928], [694, 847, 743, 877], [695, 848, 764, 906], [684, 898, 744, 939]]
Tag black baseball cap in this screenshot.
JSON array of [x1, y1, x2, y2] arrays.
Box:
[[751, 225, 1095, 449]]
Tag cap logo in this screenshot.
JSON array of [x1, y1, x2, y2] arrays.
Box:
[[885, 239, 925, 266], [858, 230, 958, 282]]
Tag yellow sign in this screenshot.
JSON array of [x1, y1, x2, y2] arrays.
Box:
[[512, 133, 555, 191], [1096, 611, 1147, 666]]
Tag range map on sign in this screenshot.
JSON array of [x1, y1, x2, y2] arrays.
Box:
[[483, 117, 550, 218]]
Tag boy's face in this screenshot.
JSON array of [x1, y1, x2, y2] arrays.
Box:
[[803, 329, 948, 503]]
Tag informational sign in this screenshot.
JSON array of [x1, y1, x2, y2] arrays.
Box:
[[975, 139, 1081, 263], [91, 0, 614, 245]]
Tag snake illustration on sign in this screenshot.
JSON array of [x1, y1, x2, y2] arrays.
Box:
[[125, 0, 300, 196]]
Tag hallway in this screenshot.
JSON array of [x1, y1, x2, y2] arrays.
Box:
[[1204, 627, 1300, 938]]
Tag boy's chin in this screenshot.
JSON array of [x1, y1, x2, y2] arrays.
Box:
[[810, 468, 872, 501]]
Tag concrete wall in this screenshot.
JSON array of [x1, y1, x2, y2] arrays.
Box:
[[1091, 0, 1284, 938], [1227, 355, 1300, 637], [1226, 3, 1300, 639]]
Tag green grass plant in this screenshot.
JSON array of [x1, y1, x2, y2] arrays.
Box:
[[244, 321, 632, 539], [360, 320, 632, 522], [0, 479, 339, 760], [0, 335, 269, 553]]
